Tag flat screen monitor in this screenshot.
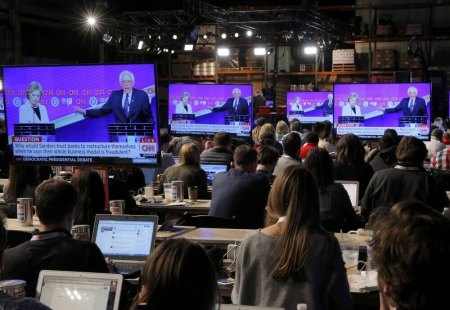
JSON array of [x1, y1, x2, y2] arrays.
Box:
[[3, 64, 160, 165], [286, 91, 334, 124], [333, 83, 431, 140], [168, 84, 252, 137], [0, 93, 4, 122]]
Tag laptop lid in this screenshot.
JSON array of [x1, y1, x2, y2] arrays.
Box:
[[335, 180, 359, 208], [91, 214, 158, 262], [36, 270, 123, 310], [201, 163, 229, 186]]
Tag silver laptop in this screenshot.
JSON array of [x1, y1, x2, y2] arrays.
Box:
[[335, 180, 360, 209], [36, 270, 123, 310], [201, 163, 229, 186], [92, 214, 158, 276]]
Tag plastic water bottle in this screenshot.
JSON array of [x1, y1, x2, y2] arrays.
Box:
[[297, 304, 307, 310], [366, 245, 378, 271]]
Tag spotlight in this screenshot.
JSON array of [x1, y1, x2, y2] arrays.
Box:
[[102, 33, 113, 44], [184, 44, 194, 51], [172, 34, 178, 40], [254, 47, 266, 56], [203, 34, 208, 40], [246, 30, 253, 37], [234, 32, 239, 38], [137, 40, 144, 50], [304, 46, 317, 55], [217, 48, 230, 57], [221, 33, 227, 39], [87, 16, 96, 26], [171, 50, 175, 54], [267, 47, 274, 55]]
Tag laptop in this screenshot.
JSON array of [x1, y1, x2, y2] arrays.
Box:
[[36, 270, 123, 310], [201, 163, 229, 186], [219, 305, 284, 310], [335, 180, 360, 209], [92, 214, 158, 277]]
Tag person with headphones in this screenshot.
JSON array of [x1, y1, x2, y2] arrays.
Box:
[[19, 81, 50, 123]]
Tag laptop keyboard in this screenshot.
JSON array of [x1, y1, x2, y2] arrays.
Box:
[[114, 262, 142, 276]]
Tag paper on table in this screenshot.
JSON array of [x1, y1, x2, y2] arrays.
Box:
[[348, 270, 378, 293]]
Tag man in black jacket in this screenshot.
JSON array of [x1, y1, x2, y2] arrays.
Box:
[[1, 179, 109, 297], [200, 131, 234, 166]]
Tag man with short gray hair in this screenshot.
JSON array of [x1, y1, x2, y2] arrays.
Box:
[[209, 87, 249, 116], [382, 86, 427, 116]]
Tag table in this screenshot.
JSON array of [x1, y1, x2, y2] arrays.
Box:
[[138, 199, 210, 215], [334, 232, 371, 250], [6, 218, 40, 232], [174, 227, 254, 246], [155, 225, 196, 241]]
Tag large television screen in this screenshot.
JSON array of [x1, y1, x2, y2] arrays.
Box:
[[0, 93, 4, 122], [286, 91, 334, 124], [168, 84, 252, 137], [3, 64, 160, 165], [333, 83, 431, 140]]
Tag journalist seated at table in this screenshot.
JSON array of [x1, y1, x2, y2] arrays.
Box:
[[0, 214, 51, 309], [200, 131, 234, 166], [209, 145, 271, 228], [0, 179, 109, 297]]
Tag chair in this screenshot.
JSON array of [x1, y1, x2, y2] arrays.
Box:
[[177, 212, 239, 229], [258, 106, 271, 117], [6, 230, 32, 248]]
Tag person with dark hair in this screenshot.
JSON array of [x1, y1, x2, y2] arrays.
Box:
[[232, 166, 351, 309], [362, 136, 449, 219], [312, 122, 332, 153], [370, 201, 450, 310], [151, 132, 176, 180], [200, 131, 234, 165], [289, 118, 306, 145], [71, 169, 109, 230], [256, 145, 279, 184], [209, 145, 271, 228], [366, 133, 398, 173], [299, 132, 319, 160], [273, 133, 302, 176], [425, 128, 445, 159], [167, 136, 202, 156], [334, 134, 374, 200], [0, 214, 51, 308], [158, 143, 208, 199], [304, 148, 362, 232], [3, 165, 40, 218], [131, 239, 217, 310], [1, 179, 109, 297]]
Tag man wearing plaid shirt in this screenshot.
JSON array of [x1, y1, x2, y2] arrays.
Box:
[[431, 147, 450, 170]]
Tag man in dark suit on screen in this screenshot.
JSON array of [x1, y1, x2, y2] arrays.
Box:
[[315, 93, 333, 114], [209, 87, 249, 116], [74, 70, 154, 123], [381, 86, 427, 117]]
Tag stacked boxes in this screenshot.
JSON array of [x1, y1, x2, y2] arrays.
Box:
[[399, 56, 423, 69], [372, 49, 397, 70], [332, 49, 355, 64]]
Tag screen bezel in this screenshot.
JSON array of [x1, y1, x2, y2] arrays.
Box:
[[167, 83, 253, 137], [286, 90, 334, 124], [2, 63, 161, 167]]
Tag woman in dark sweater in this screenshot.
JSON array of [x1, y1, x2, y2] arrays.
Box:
[[304, 148, 363, 232], [157, 143, 208, 199], [334, 133, 374, 200]]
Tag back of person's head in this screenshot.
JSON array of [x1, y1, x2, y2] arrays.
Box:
[[5, 164, 39, 201], [178, 143, 201, 166], [135, 238, 217, 310], [379, 134, 397, 152], [71, 169, 105, 228], [383, 128, 399, 144], [252, 126, 261, 144], [159, 132, 172, 152], [370, 200, 450, 310], [266, 165, 321, 281], [431, 128, 443, 140], [213, 131, 231, 148], [305, 132, 319, 145], [304, 148, 334, 193], [289, 118, 302, 133], [257, 145, 279, 166], [233, 145, 257, 170], [167, 136, 201, 156], [256, 117, 267, 127], [311, 122, 325, 135], [282, 132, 301, 157], [275, 121, 289, 136], [35, 179, 78, 226], [258, 123, 276, 141], [336, 134, 365, 168], [396, 136, 427, 166]]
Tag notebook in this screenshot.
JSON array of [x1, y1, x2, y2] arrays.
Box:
[[201, 163, 229, 186], [335, 180, 360, 209], [36, 270, 123, 310], [91, 214, 158, 277]]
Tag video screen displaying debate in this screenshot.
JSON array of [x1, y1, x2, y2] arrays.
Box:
[[286, 91, 334, 124], [333, 83, 431, 140], [168, 84, 252, 137], [3, 64, 160, 165]]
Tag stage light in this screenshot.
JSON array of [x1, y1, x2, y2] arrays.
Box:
[[203, 34, 208, 40], [172, 34, 178, 40], [171, 50, 175, 54], [217, 48, 230, 57], [102, 33, 113, 44], [221, 33, 227, 39], [87, 16, 96, 26], [254, 47, 266, 56], [184, 44, 194, 51], [267, 47, 274, 55], [246, 30, 253, 37], [304, 46, 317, 55], [137, 40, 144, 50], [234, 32, 239, 38]]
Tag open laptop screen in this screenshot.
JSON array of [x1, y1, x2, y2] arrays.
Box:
[[335, 180, 359, 208], [92, 215, 158, 261], [201, 163, 228, 186], [37, 271, 122, 310]]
